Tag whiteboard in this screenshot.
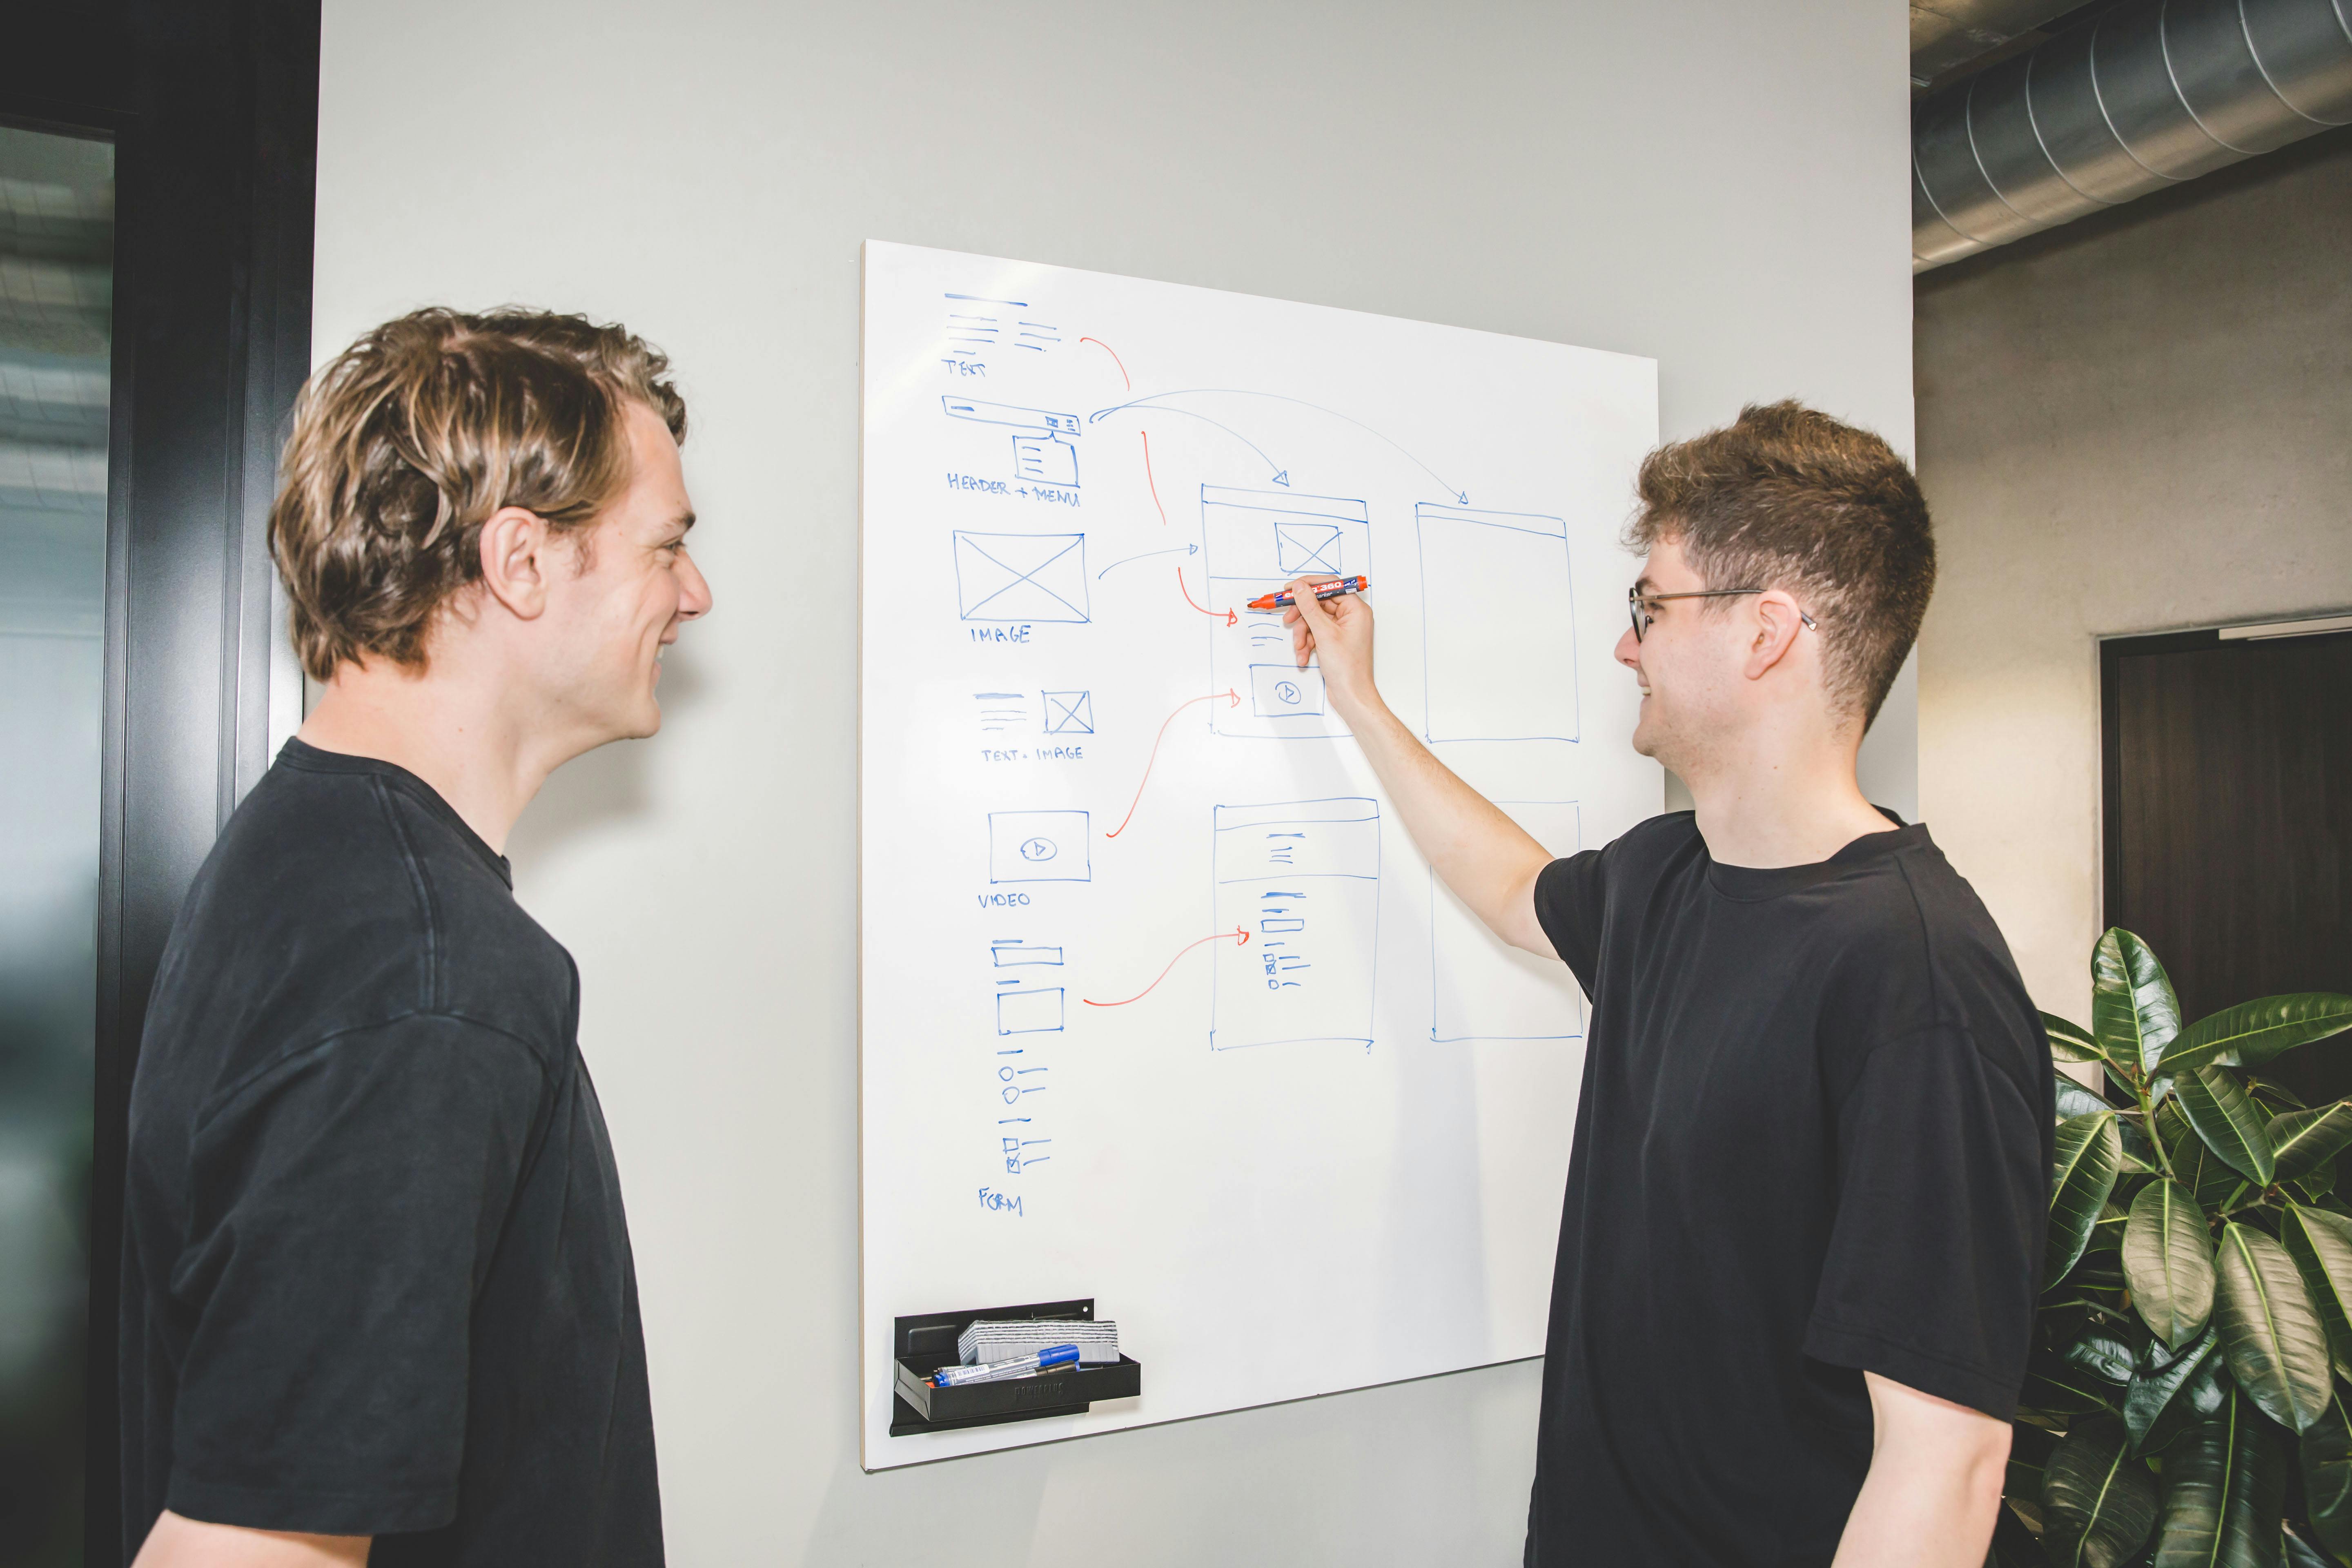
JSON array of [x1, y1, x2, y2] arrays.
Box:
[[859, 241, 1659, 1468]]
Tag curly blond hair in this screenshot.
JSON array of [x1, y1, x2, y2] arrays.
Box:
[[269, 306, 686, 681]]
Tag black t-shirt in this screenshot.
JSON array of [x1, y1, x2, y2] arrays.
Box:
[[119, 740, 662, 1566], [1526, 813, 2051, 1567]]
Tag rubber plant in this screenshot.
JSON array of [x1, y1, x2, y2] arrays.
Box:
[[1994, 929, 2352, 1568]]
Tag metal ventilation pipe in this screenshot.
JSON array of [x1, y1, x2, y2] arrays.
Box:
[[1912, 0, 2352, 270]]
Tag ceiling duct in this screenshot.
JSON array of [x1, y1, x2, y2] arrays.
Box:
[[1912, 0, 2352, 270]]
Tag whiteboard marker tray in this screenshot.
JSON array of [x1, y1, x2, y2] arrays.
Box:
[[888, 1296, 1142, 1435]]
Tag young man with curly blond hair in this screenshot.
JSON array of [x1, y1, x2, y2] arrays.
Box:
[[1287, 402, 2051, 1567], [120, 309, 710, 1568]]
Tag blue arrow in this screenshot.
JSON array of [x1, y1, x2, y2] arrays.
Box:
[[1087, 402, 1287, 486], [1092, 390, 1468, 503], [1096, 542, 1198, 580]]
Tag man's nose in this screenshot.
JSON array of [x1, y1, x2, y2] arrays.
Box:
[[1615, 625, 1642, 672], [679, 554, 713, 620]]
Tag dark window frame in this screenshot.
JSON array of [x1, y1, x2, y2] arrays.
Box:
[[2, 3, 319, 1560]]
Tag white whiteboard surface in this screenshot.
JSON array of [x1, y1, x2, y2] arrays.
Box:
[[859, 241, 1659, 1468]]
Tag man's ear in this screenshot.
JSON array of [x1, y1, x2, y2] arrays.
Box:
[[477, 506, 553, 621], [1741, 589, 1808, 682]]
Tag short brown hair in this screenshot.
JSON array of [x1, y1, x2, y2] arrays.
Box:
[[270, 306, 687, 681], [1627, 400, 1933, 726]]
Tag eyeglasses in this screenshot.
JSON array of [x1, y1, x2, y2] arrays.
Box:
[[1627, 586, 1816, 644]]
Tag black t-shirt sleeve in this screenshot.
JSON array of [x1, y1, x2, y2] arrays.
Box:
[[167, 1015, 548, 1535], [1532, 849, 1608, 989], [1801, 1025, 2046, 1421]]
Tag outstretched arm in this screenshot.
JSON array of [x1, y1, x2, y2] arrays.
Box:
[[1285, 577, 1556, 957], [1830, 1374, 2010, 1567], [133, 1512, 369, 1567]]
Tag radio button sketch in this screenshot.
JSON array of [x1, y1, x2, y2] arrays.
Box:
[[954, 532, 1090, 622], [988, 810, 1092, 883], [1211, 798, 1381, 1051]]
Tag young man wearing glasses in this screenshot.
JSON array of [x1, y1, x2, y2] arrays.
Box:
[[1285, 401, 2051, 1567]]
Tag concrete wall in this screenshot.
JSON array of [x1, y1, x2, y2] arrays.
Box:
[[1915, 125, 2352, 1023], [313, 2, 1915, 1560]]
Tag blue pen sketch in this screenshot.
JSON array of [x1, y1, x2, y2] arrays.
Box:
[[1002, 1135, 1052, 1172], [1200, 485, 1369, 740], [953, 532, 1089, 623], [975, 692, 1026, 733], [942, 396, 1082, 488], [1248, 664, 1325, 718], [998, 1061, 1048, 1102], [991, 941, 1064, 970], [1430, 801, 1585, 1043], [1273, 521, 1343, 576], [1416, 504, 1579, 742], [988, 810, 1091, 883], [1210, 799, 1381, 1051], [1041, 690, 1093, 735], [1087, 390, 1473, 502], [996, 988, 1066, 1036], [1015, 319, 1061, 352]]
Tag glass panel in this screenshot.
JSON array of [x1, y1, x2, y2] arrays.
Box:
[[0, 122, 113, 1566]]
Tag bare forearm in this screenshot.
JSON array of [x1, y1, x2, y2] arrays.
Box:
[[132, 1510, 370, 1568], [1332, 686, 1553, 953], [1833, 1376, 2008, 1568]]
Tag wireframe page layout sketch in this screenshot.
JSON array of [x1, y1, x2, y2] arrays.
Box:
[[859, 241, 1661, 1468]]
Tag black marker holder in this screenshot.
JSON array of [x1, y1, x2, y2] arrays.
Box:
[[890, 1296, 1143, 1436]]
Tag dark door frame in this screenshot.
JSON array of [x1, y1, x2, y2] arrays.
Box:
[[1, 3, 319, 1560]]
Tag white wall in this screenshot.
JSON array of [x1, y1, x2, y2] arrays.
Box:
[[1915, 129, 2352, 1025], [313, 3, 1915, 1560]]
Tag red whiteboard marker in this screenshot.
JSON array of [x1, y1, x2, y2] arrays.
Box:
[[1246, 575, 1370, 613]]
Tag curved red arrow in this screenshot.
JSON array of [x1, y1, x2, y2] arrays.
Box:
[[1083, 927, 1250, 1008], [1142, 430, 1168, 525], [1079, 336, 1129, 390], [1105, 688, 1242, 839], [1177, 567, 1237, 626]]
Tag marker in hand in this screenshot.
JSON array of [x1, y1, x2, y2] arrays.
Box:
[[929, 1344, 1081, 1387], [1247, 575, 1370, 613]]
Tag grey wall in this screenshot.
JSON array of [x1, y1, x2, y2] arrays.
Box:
[[313, 2, 1915, 1561], [1915, 125, 2352, 1020]]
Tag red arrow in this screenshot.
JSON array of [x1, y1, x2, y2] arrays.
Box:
[[1083, 927, 1251, 1008], [1079, 336, 1129, 390], [1177, 566, 1237, 626], [1141, 430, 1168, 525], [1105, 688, 1242, 838]]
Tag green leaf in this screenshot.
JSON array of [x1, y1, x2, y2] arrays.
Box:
[[2279, 1202, 2352, 1384], [1988, 1501, 2052, 1567], [2283, 1527, 2337, 1568], [2025, 1350, 2122, 1417], [2301, 1388, 2352, 1560], [2118, 1120, 2163, 1176], [2152, 1389, 2287, 1568], [2297, 1160, 2339, 1203], [2177, 1067, 2277, 1186], [2124, 1329, 2218, 1454], [2125, 1181, 2216, 1348], [2161, 1098, 2254, 1215], [2008, 1420, 2058, 1503], [2094, 929, 2182, 1080], [2214, 1221, 2334, 1434], [2163, 993, 2352, 1076], [2047, 1011, 2106, 1065], [2271, 1101, 2352, 1183], [2057, 1076, 2118, 1121], [2052, 1113, 2126, 1283], [2064, 1323, 2147, 1392], [2043, 1413, 2159, 1568]]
